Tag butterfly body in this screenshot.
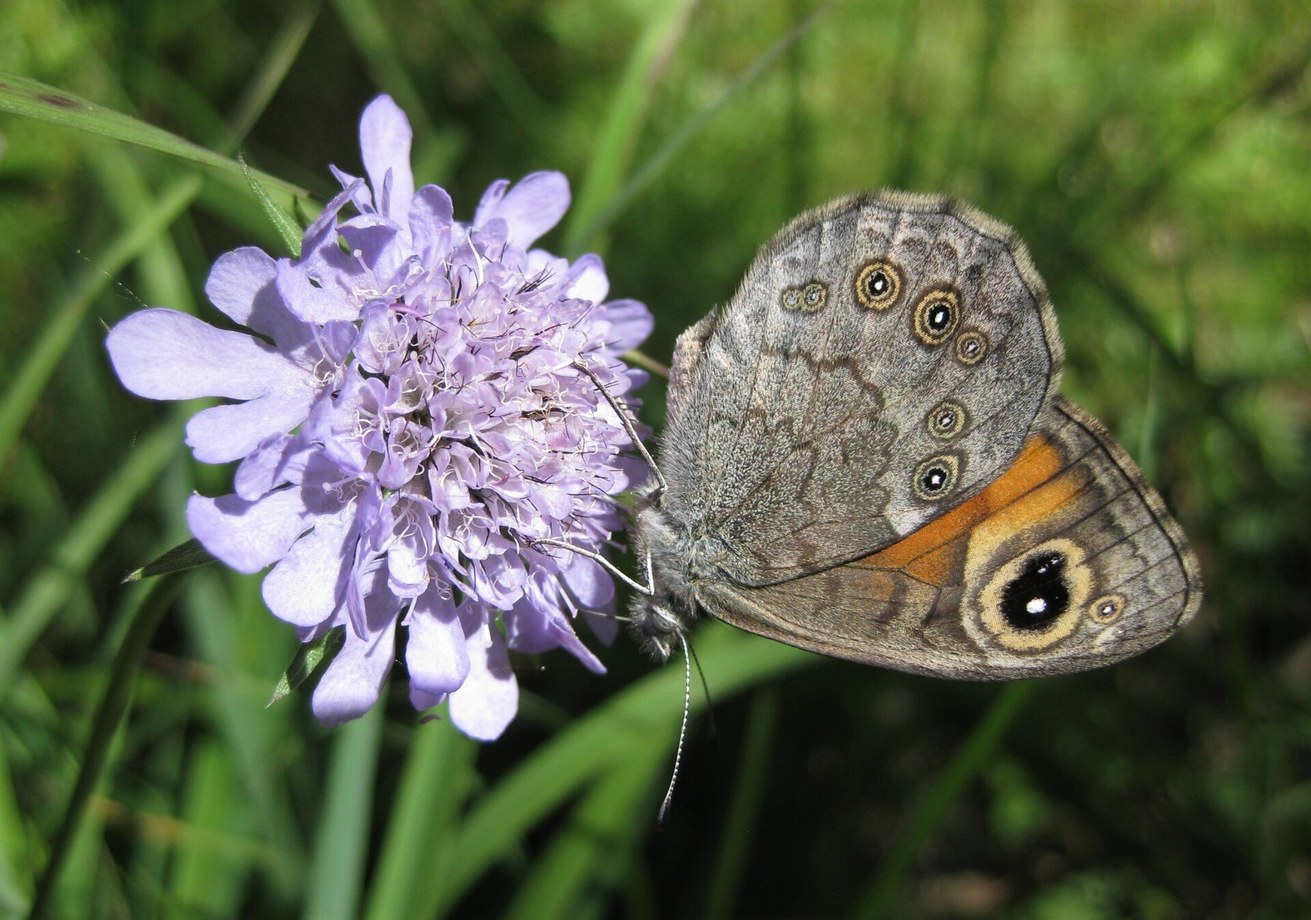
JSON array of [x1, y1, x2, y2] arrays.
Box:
[[631, 191, 1201, 678]]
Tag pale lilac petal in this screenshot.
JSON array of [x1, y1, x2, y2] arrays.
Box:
[[107, 310, 306, 401], [563, 253, 609, 303], [186, 389, 317, 464], [277, 244, 365, 324], [234, 433, 309, 501], [276, 184, 369, 324], [312, 613, 398, 726], [601, 299, 654, 353], [359, 95, 414, 221], [204, 247, 283, 335], [186, 488, 308, 573], [509, 598, 606, 674], [405, 589, 470, 696], [562, 556, 616, 609], [410, 687, 444, 711], [584, 609, 619, 646], [448, 619, 518, 741], [409, 186, 454, 263], [475, 171, 569, 249], [263, 512, 356, 627]]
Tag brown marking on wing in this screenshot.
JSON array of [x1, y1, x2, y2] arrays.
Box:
[[852, 434, 1070, 585]]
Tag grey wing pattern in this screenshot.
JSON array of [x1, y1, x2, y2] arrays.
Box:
[[657, 191, 1063, 586], [694, 396, 1201, 678]]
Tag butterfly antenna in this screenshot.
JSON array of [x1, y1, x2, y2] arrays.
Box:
[[573, 360, 667, 495], [657, 628, 693, 824], [532, 538, 654, 595]]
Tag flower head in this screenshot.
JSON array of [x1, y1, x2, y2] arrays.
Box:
[[107, 95, 652, 739]]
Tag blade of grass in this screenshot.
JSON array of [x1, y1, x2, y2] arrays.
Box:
[[561, 0, 700, 255], [26, 572, 185, 920], [421, 625, 817, 917], [568, 1, 836, 250], [434, 0, 545, 140], [303, 706, 384, 920], [0, 413, 186, 703], [0, 73, 308, 202], [0, 0, 318, 464], [0, 741, 28, 916], [850, 681, 1037, 919], [703, 686, 779, 920], [164, 740, 258, 916], [328, 0, 436, 140], [0, 177, 198, 463], [363, 720, 478, 920], [503, 732, 670, 920], [180, 572, 305, 897]]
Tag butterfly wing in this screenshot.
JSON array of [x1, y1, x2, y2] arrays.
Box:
[[695, 397, 1202, 679], [658, 190, 1063, 587]]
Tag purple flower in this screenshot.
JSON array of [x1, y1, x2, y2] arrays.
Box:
[[107, 95, 652, 739]]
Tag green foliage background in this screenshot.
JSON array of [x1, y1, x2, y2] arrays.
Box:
[[1, 1, 1308, 917]]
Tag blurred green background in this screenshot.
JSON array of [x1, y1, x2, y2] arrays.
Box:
[[1, 0, 1308, 917]]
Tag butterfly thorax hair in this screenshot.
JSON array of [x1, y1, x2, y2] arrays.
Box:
[[629, 489, 711, 662]]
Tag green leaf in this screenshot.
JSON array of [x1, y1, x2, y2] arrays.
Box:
[[240, 153, 304, 257], [0, 72, 309, 203], [122, 539, 216, 583], [267, 627, 346, 708]]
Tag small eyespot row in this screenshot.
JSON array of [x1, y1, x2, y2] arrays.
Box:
[[781, 280, 828, 312]]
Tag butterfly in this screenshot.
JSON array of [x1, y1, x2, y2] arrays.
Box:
[[622, 190, 1202, 679]]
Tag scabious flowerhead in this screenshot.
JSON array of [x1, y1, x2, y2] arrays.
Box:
[[107, 95, 652, 739]]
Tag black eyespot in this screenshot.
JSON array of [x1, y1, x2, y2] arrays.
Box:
[[955, 329, 988, 365], [912, 454, 959, 501], [781, 288, 802, 310], [1001, 552, 1070, 631], [913, 288, 960, 345], [855, 260, 901, 310], [928, 301, 952, 330]]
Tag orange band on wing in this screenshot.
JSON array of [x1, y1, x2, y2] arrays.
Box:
[[856, 434, 1067, 584]]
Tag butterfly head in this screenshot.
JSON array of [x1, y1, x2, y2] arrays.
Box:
[[629, 503, 700, 661]]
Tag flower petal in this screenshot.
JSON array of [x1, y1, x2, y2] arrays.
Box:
[[359, 95, 414, 222], [186, 487, 308, 574], [447, 617, 518, 740], [204, 246, 307, 348], [409, 185, 454, 263], [263, 511, 356, 628], [562, 253, 609, 304], [600, 298, 654, 353], [185, 389, 317, 464], [311, 611, 398, 726], [107, 309, 305, 401], [474, 171, 569, 249], [405, 588, 470, 696]]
